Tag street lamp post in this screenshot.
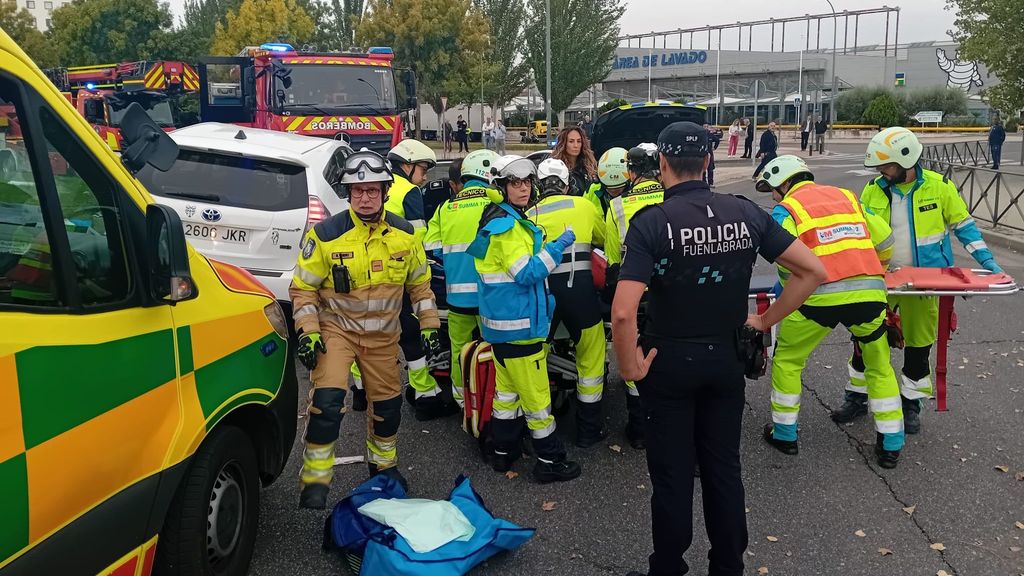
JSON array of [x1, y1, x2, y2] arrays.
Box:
[[825, 0, 838, 148], [751, 78, 766, 167], [545, 0, 552, 145]]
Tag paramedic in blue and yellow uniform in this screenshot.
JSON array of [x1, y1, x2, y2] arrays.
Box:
[[468, 155, 582, 484]]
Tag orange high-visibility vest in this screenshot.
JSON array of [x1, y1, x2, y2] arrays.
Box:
[[780, 183, 884, 283]]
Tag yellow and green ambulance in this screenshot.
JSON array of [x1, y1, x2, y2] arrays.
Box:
[[0, 29, 297, 576]]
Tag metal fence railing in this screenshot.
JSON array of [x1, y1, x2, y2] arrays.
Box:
[[921, 141, 991, 167], [921, 158, 1024, 232]]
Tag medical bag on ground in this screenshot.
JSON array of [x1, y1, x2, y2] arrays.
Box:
[[460, 339, 496, 459], [360, 475, 535, 576], [322, 473, 408, 574]]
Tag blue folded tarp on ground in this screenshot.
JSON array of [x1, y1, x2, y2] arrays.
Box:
[[360, 475, 535, 575]]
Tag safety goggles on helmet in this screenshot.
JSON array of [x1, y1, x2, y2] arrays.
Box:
[[338, 150, 393, 201], [495, 157, 536, 182]]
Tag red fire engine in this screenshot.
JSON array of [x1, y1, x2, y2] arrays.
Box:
[[198, 43, 417, 154], [44, 61, 200, 150]]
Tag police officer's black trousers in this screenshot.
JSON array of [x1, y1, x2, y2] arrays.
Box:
[[637, 337, 748, 576]]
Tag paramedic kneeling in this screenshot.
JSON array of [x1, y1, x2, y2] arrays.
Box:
[[613, 121, 826, 576]]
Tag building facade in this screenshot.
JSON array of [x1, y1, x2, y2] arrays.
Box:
[[20, 0, 70, 31], [602, 41, 999, 124]]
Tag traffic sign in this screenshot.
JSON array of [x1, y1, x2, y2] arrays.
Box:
[[441, 96, 448, 111], [913, 111, 943, 124]]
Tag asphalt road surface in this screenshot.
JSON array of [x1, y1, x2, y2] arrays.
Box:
[[250, 154, 1024, 576]]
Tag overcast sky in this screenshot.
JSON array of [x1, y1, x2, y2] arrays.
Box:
[[164, 0, 959, 48]]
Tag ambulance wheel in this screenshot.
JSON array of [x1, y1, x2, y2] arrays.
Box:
[[155, 425, 260, 576]]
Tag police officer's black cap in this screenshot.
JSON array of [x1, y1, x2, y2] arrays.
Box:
[[657, 121, 709, 158]]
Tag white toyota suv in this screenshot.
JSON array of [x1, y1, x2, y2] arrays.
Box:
[[137, 123, 351, 306]]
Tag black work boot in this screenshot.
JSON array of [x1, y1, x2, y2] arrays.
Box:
[[625, 393, 646, 450], [874, 433, 901, 469], [414, 395, 460, 421], [369, 465, 409, 492], [902, 397, 922, 434], [351, 387, 368, 412], [533, 457, 582, 483], [299, 483, 330, 509], [831, 392, 868, 423], [575, 399, 607, 448], [491, 451, 519, 473], [762, 422, 798, 455]]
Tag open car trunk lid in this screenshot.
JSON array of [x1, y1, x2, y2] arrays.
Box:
[[590, 103, 708, 159]]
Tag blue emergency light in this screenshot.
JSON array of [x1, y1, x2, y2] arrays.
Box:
[[86, 82, 96, 90], [260, 43, 295, 52], [367, 47, 394, 55]]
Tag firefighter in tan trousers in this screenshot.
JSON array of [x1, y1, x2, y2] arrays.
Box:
[[290, 150, 441, 509]]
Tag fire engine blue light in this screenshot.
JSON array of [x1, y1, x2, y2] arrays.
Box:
[[367, 46, 394, 55], [260, 43, 294, 52], [86, 82, 96, 90]]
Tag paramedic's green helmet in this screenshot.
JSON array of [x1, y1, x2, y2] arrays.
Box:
[[461, 149, 500, 182], [597, 147, 629, 187]]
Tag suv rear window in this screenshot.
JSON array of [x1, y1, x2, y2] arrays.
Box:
[[137, 150, 308, 212]]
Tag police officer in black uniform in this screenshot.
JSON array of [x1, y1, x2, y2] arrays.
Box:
[[612, 122, 826, 576]]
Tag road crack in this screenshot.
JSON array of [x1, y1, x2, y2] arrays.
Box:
[[800, 381, 961, 576]]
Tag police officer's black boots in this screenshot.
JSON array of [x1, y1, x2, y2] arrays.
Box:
[[762, 423, 798, 455], [351, 387, 368, 411], [299, 483, 330, 509], [533, 457, 582, 484], [625, 393, 646, 450], [874, 433, 901, 469], [831, 391, 868, 423], [902, 397, 922, 435], [575, 399, 608, 448]]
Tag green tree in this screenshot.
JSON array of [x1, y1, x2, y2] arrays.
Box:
[[523, 0, 624, 117], [477, 0, 531, 116], [835, 86, 892, 123], [598, 97, 627, 113], [0, 0, 58, 67], [904, 86, 968, 118], [173, 0, 243, 59], [947, 0, 1024, 112], [862, 93, 902, 128], [210, 0, 315, 55], [48, 0, 174, 65], [302, 0, 363, 51], [355, 0, 490, 137]]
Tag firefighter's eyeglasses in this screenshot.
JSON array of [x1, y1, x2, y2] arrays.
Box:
[[350, 187, 382, 199]]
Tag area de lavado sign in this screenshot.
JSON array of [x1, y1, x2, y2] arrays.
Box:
[[612, 50, 709, 70]]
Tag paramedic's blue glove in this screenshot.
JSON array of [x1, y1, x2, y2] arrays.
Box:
[[421, 329, 442, 361], [980, 258, 1003, 274], [550, 228, 576, 252], [297, 332, 325, 371]]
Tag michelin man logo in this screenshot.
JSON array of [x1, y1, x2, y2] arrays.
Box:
[[936, 48, 982, 92]]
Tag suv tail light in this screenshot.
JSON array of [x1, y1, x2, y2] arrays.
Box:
[[302, 195, 330, 239]]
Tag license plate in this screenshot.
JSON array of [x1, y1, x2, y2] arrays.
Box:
[[184, 223, 249, 244]]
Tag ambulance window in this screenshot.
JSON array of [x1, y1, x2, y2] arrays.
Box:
[[37, 105, 132, 307], [0, 85, 60, 306]]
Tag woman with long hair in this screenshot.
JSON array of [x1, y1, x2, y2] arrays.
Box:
[[727, 118, 741, 157], [550, 126, 598, 196]]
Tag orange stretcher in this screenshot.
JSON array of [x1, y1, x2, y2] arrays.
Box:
[[884, 267, 1018, 411], [750, 267, 1019, 411]]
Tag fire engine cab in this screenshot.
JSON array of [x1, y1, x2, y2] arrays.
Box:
[[198, 43, 417, 154], [44, 60, 200, 150]]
